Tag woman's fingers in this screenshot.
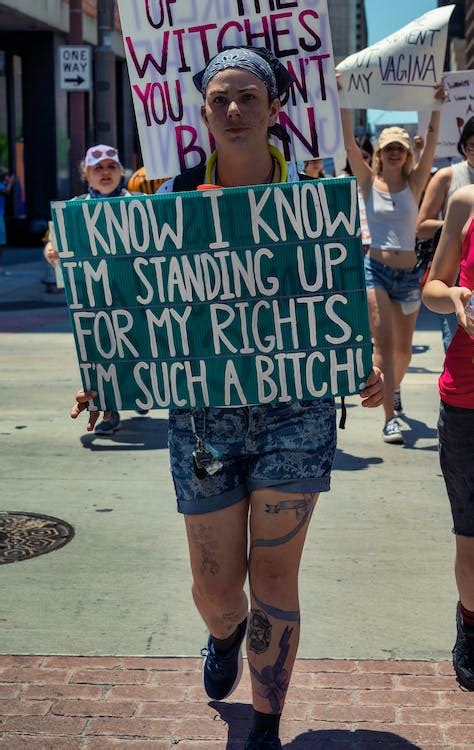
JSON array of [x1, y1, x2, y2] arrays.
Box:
[[359, 368, 384, 408], [70, 390, 105, 431]]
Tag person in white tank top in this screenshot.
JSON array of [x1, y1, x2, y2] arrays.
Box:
[[338, 80, 447, 444]]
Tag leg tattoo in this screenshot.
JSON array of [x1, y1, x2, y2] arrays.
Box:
[[248, 609, 272, 654], [189, 523, 220, 576], [248, 626, 293, 713]]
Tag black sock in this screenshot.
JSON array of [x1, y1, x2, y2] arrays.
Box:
[[212, 617, 246, 655], [252, 709, 281, 737]]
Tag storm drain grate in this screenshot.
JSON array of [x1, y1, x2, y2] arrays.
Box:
[[0, 511, 74, 565]]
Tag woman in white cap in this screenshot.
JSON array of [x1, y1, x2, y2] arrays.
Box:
[[340, 89, 446, 444], [45, 145, 130, 434], [72, 47, 384, 750]]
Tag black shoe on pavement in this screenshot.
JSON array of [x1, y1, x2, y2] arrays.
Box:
[[245, 729, 282, 750], [453, 603, 474, 690], [94, 411, 121, 435], [201, 617, 247, 700]]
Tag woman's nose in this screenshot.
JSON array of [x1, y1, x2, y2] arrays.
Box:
[[227, 100, 240, 116]]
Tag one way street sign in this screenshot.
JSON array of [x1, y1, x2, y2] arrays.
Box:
[[59, 45, 91, 91]]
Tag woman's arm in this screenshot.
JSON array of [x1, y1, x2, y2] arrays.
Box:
[[422, 186, 474, 335], [339, 108, 373, 196], [416, 167, 452, 238], [409, 85, 446, 200]]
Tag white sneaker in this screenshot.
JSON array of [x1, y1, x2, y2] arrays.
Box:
[[382, 418, 404, 445]]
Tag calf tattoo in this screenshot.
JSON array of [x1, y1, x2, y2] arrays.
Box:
[[248, 609, 272, 654], [249, 626, 293, 713]]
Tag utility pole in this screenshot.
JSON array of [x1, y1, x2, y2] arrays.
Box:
[[466, 0, 474, 69], [69, 0, 86, 196], [94, 0, 117, 146]]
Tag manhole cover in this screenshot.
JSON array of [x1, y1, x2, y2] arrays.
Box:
[[0, 512, 74, 565]]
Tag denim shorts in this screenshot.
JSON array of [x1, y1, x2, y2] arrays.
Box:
[[438, 401, 474, 537], [168, 400, 337, 515], [364, 255, 421, 315]]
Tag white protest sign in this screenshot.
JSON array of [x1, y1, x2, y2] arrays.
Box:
[[336, 5, 454, 111], [419, 70, 474, 158], [117, 0, 342, 178]]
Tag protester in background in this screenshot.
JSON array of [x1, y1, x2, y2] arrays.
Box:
[[417, 118, 474, 352], [72, 46, 384, 750], [45, 145, 132, 434], [337, 136, 373, 254], [339, 84, 446, 444], [303, 158, 325, 178], [422, 183, 474, 691], [0, 169, 15, 276], [127, 165, 169, 195]]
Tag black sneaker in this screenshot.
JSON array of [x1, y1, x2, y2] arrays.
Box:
[[453, 603, 474, 690], [94, 411, 121, 435], [201, 617, 247, 700], [245, 729, 282, 750], [393, 388, 403, 416]]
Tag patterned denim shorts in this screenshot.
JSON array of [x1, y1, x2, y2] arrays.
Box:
[[438, 401, 474, 537], [364, 255, 421, 315], [168, 399, 337, 515]]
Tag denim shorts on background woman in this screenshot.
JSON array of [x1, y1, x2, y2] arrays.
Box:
[[364, 254, 421, 315], [438, 400, 474, 537], [168, 400, 337, 515]]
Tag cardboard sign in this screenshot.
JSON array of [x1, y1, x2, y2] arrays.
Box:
[[51, 179, 372, 410], [117, 0, 342, 178], [418, 70, 474, 158], [337, 5, 454, 111]]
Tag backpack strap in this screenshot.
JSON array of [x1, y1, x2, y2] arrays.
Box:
[[172, 164, 207, 193]]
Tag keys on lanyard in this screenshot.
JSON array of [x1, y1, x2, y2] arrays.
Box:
[[190, 416, 223, 479]]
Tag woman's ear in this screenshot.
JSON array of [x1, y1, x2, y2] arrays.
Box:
[[268, 98, 281, 127], [201, 105, 208, 125]]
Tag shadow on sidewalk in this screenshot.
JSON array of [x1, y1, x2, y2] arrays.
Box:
[[79, 416, 168, 451], [210, 702, 422, 748]]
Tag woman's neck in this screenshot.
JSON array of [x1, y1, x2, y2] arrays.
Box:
[[214, 146, 278, 187]]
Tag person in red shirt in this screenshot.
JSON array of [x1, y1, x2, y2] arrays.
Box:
[[423, 184, 474, 691]]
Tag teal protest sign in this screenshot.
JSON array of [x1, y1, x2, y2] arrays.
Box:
[[51, 178, 372, 411]]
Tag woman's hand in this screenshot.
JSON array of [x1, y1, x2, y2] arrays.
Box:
[[433, 82, 448, 104], [451, 287, 474, 337], [359, 367, 384, 408], [43, 241, 59, 268], [71, 389, 110, 432]]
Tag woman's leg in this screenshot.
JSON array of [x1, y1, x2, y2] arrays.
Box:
[[184, 498, 249, 639], [367, 287, 395, 423], [455, 537, 474, 611], [391, 303, 419, 391], [247, 488, 318, 716]]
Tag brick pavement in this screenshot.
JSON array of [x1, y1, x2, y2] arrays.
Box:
[[0, 656, 473, 749]]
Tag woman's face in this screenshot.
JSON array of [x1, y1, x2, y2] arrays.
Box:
[[86, 160, 122, 194], [380, 142, 408, 171], [463, 135, 474, 166], [201, 68, 280, 151]]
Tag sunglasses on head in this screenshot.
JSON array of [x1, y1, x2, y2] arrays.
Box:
[[91, 148, 118, 159]]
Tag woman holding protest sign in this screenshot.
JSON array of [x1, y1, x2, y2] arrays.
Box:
[[339, 84, 447, 444], [72, 47, 383, 750], [422, 184, 474, 690]]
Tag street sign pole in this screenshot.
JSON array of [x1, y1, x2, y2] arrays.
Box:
[[68, 0, 86, 197]]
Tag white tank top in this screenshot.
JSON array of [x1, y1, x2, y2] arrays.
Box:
[[443, 161, 474, 215], [365, 184, 419, 252]]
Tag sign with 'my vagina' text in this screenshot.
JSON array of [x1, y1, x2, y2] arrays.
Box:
[[337, 5, 454, 111], [51, 178, 372, 411], [117, 0, 341, 178]]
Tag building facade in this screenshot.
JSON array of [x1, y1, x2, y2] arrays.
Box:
[[438, 0, 467, 69], [0, 0, 136, 242]]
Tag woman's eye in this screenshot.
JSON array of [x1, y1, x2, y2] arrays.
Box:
[[242, 93, 255, 101], [213, 96, 226, 104]]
